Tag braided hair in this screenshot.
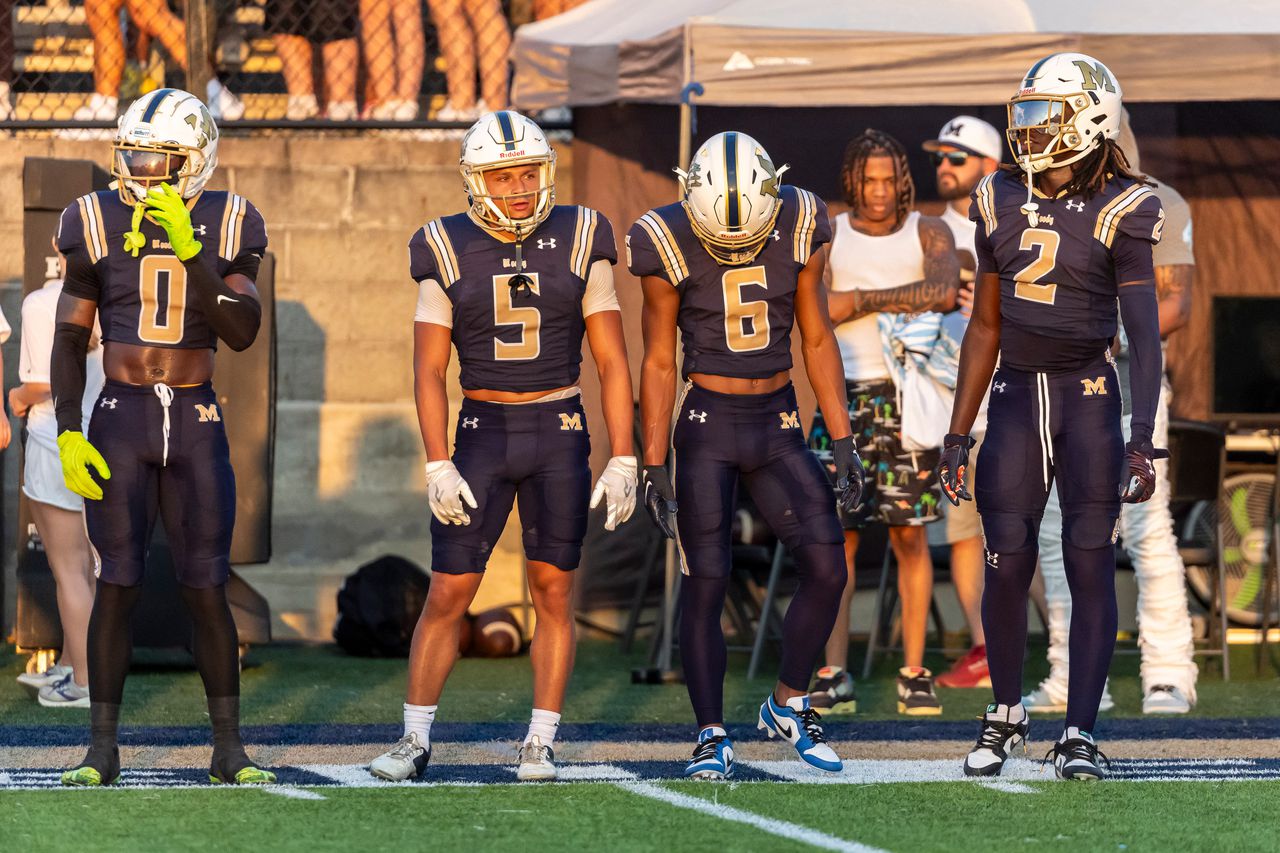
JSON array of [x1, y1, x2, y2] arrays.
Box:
[[1005, 138, 1151, 200], [839, 129, 915, 225]]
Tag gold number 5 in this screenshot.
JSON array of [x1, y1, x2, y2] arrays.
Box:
[[492, 274, 542, 361], [1013, 227, 1060, 305]]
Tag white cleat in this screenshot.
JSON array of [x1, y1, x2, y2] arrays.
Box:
[[1143, 685, 1193, 715], [17, 664, 72, 697], [37, 674, 90, 708], [516, 736, 557, 782], [369, 732, 431, 781]]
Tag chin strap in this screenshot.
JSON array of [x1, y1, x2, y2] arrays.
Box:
[[1019, 161, 1040, 228], [123, 202, 147, 257]]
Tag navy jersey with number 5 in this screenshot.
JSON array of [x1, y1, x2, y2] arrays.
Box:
[[56, 190, 268, 349], [626, 185, 831, 379], [970, 169, 1162, 372], [408, 205, 616, 392]]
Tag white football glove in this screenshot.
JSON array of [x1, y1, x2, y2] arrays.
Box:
[[589, 455, 638, 531], [424, 460, 478, 525]]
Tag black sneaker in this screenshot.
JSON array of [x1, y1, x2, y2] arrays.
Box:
[[896, 667, 942, 715], [808, 666, 857, 715], [1045, 727, 1110, 781], [963, 703, 1029, 777]]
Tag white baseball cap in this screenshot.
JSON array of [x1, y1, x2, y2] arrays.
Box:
[[923, 115, 1003, 162]]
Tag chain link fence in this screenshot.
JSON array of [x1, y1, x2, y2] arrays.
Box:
[[0, 0, 579, 127]]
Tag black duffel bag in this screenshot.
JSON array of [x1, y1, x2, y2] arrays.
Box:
[[333, 555, 430, 657]]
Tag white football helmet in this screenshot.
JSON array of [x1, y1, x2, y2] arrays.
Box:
[[678, 131, 788, 265], [460, 110, 556, 235], [1007, 52, 1123, 174], [112, 88, 219, 204]]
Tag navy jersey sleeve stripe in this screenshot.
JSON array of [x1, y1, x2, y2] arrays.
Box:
[[1094, 184, 1151, 248], [425, 219, 460, 286], [638, 212, 688, 283]]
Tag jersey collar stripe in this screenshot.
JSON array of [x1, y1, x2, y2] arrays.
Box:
[[141, 88, 176, 122], [724, 132, 740, 229], [495, 111, 517, 152], [1094, 185, 1151, 247], [425, 220, 460, 286], [638, 213, 687, 282]]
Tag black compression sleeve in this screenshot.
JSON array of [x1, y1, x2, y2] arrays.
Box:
[[52, 322, 91, 434], [183, 251, 262, 352], [1118, 282, 1162, 448]]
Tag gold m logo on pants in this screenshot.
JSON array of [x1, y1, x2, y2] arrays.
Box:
[[559, 412, 582, 431], [1080, 377, 1107, 396], [194, 403, 221, 422], [779, 411, 800, 429]]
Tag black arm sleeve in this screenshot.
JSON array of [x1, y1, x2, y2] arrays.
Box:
[[183, 251, 262, 352], [61, 250, 102, 301], [52, 322, 91, 434], [1117, 282, 1161, 448]]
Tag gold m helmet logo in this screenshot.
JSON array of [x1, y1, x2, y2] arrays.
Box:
[[1073, 60, 1116, 93], [778, 411, 800, 429], [194, 403, 221, 422], [559, 412, 582, 431], [1080, 376, 1108, 396]]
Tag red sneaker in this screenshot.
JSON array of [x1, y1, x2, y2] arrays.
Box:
[[936, 645, 991, 688]]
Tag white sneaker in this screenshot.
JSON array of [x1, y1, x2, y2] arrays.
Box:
[[1046, 726, 1110, 781], [324, 100, 358, 122], [59, 93, 117, 139], [285, 94, 319, 121], [434, 101, 478, 123], [516, 736, 557, 781], [963, 703, 1029, 777], [1143, 684, 1192, 715], [17, 664, 72, 697], [1022, 679, 1114, 714], [393, 100, 419, 121], [38, 674, 90, 708], [206, 79, 245, 121], [369, 732, 430, 781]]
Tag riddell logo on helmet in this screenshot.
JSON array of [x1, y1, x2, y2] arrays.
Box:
[[497, 149, 527, 159], [1018, 87, 1035, 95]]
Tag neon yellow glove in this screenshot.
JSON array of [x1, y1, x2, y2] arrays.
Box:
[[57, 430, 111, 501], [145, 183, 202, 261]]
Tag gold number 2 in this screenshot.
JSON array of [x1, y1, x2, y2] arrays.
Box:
[[1013, 227, 1060, 305], [492, 273, 542, 361], [137, 255, 188, 344], [722, 265, 770, 353]]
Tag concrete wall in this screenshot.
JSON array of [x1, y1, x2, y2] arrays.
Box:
[[0, 133, 575, 641]]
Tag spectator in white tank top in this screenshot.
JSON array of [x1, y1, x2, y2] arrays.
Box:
[[806, 129, 960, 717]]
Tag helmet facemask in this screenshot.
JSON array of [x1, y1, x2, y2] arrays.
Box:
[[462, 153, 557, 238], [1007, 92, 1102, 175], [112, 140, 202, 204]]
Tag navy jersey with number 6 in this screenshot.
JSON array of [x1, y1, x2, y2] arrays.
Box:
[[626, 184, 831, 380], [408, 205, 616, 392], [56, 190, 268, 349], [970, 169, 1162, 372]]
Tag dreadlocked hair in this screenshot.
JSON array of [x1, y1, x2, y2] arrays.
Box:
[[840, 129, 915, 225], [1004, 139, 1152, 200]]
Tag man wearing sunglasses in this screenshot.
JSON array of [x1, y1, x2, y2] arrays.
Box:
[[921, 117, 1002, 692]]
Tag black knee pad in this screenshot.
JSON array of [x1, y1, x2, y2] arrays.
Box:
[[980, 512, 1039, 556], [1063, 512, 1120, 551]]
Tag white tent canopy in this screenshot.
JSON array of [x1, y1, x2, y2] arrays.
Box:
[[512, 0, 1280, 109]]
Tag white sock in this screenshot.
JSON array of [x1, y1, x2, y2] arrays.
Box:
[[525, 708, 561, 746], [403, 703, 437, 745], [986, 702, 1027, 723]]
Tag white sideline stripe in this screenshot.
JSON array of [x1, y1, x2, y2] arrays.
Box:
[[740, 758, 1053, 783], [615, 781, 885, 853], [977, 780, 1039, 794], [262, 786, 327, 801], [502, 764, 638, 782]]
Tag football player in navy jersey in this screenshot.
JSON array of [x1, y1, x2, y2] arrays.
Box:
[[369, 111, 635, 783], [51, 88, 272, 786], [938, 54, 1166, 781], [631, 132, 862, 779]]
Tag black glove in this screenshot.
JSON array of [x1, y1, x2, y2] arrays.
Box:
[[937, 433, 976, 506], [642, 464, 678, 539], [832, 436, 864, 515], [1120, 439, 1169, 504]]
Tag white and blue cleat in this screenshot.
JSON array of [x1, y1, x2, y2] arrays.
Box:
[[685, 726, 734, 780], [758, 693, 843, 773]]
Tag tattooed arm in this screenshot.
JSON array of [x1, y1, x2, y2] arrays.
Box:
[[1155, 263, 1193, 337], [826, 216, 960, 324]]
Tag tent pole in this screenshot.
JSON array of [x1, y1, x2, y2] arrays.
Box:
[[677, 21, 703, 199]]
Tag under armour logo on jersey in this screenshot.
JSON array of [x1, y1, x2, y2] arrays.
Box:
[[985, 549, 999, 566], [559, 412, 583, 431], [688, 410, 708, 423], [99, 398, 118, 410], [194, 403, 221, 423], [194, 224, 208, 236], [462, 417, 480, 429], [769, 229, 781, 242], [1080, 376, 1108, 396], [1066, 199, 1085, 212], [993, 381, 1007, 393], [537, 238, 557, 250], [778, 411, 800, 429]]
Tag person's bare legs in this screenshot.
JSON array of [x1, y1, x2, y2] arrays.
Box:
[[822, 529, 860, 669], [393, 0, 425, 104], [85, 0, 127, 96], [358, 0, 394, 106], [30, 502, 96, 688], [272, 34, 314, 97], [526, 560, 575, 712], [404, 572, 485, 705], [322, 39, 359, 112], [951, 534, 986, 647], [463, 0, 510, 109], [126, 0, 186, 66], [891, 525, 933, 670], [430, 0, 477, 110]]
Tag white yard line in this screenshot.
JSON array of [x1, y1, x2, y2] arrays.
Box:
[[976, 780, 1039, 794], [262, 786, 327, 801], [615, 781, 887, 853]]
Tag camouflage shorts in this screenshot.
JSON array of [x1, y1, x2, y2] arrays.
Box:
[[808, 379, 942, 529]]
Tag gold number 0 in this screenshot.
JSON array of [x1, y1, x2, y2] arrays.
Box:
[[137, 255, 188, 344], [1012, 228, 1060, 305], [492, 273, 542, 361], [722, 265, 770, 353]]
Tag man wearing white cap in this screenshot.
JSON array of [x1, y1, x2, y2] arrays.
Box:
[[922, 116, 1003, 689]]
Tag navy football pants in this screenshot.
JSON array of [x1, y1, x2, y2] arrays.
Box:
[[86, 380, 236, 588], [976, 361, 1123, 731], [673, 383, 846, 726]]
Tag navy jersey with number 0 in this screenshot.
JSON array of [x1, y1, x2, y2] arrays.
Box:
[[56, 190, 267, 350], [626, 185, 831, 379], [970, 170, 1162, 371], [408, 205, 616, 392]]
